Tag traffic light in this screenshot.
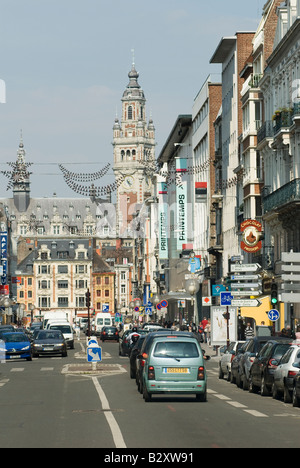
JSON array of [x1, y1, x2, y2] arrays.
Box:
[[271, 281, 278, 306], [85, 289, 91, 308]]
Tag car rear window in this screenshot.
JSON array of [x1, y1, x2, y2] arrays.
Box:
[[153, 341, 199, 358], [273, 343, 291, 358]]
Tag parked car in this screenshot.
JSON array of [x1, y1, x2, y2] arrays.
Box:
[[119, 328, 148, 357], [0, 332, 32, 361], [218, 341, 245, 381], [237, 336, 274, 390], [230, 341, 249, 385], [249, 339, 292, 396], [32, 330, 68, 357], [292, 369, 300, 407], [130, 335, 147, 379], [100, 326, 119, 342], [140, 334, 208, 402], [119, 329, 134, 356], [272, 343, 300, 402]]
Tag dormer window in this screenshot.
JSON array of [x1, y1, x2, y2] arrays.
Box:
[[128, 106, 133, 120]]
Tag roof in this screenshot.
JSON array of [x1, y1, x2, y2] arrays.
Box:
[[157, 115, 192, 164]]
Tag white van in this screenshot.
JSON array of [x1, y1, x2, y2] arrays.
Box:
[[48, 322, 74, 349], [43, 311, 68, 329], [95, 313, 113, 336], [45, 319, 69, 330]]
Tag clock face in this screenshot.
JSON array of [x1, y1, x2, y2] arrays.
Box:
[[123, 175, 134, 189]]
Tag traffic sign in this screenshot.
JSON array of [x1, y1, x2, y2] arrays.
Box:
[[145, 307, 152, 315], [231, 274, 260, 281], [230, 290, 262, 296], [220, 292, 233, 306], [87, 339, 102, 363], [230, 263, 261, 272], [160, 300, 168, 308], [231, 299, 262, 307], [268, 309, 280, 322], [231, 282, 261, 289]]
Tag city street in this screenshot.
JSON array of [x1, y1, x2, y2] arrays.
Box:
[[0, 338, 300, 449]]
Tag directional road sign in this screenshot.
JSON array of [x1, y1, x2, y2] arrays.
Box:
[[268, 309, 280, 322], [231, 299, 262, 307], [230, 290, 262, 296], [220, 292, 233, 306], [231, 274, 260, 281], [230, 263, 261, 272], [87, 339, 102, 363]]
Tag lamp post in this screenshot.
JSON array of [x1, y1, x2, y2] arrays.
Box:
[[153, 293, 161, 322], [185, 278, 200, 325]]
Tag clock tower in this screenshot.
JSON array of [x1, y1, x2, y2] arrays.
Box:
[[113, 60, 156, 237]]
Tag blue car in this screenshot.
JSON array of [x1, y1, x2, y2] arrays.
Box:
[[0, 332, 33, 361]]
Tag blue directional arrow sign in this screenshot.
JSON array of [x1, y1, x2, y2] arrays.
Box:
[[220, 292, 233, 306], [87, 341, 102, 362], [268, 309, 280, 322]]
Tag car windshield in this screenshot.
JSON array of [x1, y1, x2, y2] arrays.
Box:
[[3, 333, 28, 343], [273, 344, 291, 358], [153, 341, 199, 358], [50, 325, 71, 333], [36, 331, 63, 340]]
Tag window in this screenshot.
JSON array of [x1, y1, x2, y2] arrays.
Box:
[[128, 106, 133, 120], [58, 265, 68, 274], [76, 296, 85, 308], [121, 284, 126, 294], [121, 272, 126, 280], [77, 252, 85, 259], [58, 297, 69, 308], [58, 281, 69, 289], [41, 252, 48, 260], [76, 265, 85, 274], [105, 277, 109, 285], [76, 280, 85, 289], [105, 290, 110, 297], [53, 225, 60, 235], [28, 278, 32, 286], [57, 251, 69, 259], [96, 277, 101, 285]]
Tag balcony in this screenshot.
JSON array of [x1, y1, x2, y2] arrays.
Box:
[[263, 178, 300, 214], [257, 121, 273, 144], [273, 109, 293, 135]]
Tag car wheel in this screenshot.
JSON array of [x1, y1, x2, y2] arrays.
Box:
[[143, 385, 152, 402], [230, 371, 236, 384], [130, 367, 136, 379], [292, 386, 300, 407], [260, 376, 270, 396], [249, 376, 259, 394], [283, 384, 292, 404], [196, 388, 207, 402], [242, 375, 249, 391], [218, 364, 224, 380], [26, 354, 33, 362], [272, 382, 281, 400]]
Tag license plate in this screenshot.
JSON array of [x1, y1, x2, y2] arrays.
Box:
[[163, 368, 190, 374], [10, 355, 21, 359], [43, 347, 53, 351]]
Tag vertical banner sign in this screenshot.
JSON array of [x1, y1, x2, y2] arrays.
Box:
[[0, 232, 8, 286], [176, 159, 187, 251], [158, 182, 169, 259]]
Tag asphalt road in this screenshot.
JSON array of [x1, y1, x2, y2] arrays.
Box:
[[1, 337, 300, 450]]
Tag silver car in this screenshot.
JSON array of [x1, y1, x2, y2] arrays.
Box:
[[272, 344, 300, 403], [219, 341, 245, 381]]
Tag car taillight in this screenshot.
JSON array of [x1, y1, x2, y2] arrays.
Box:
[[288, 371, 298, 378], [148, 366, 155, 380], [140, 360, 145, 368], [230, 353, 235, 363], [197, 366, 205, 380], [124, 339, 128, 343], [116, 331, 118, 335], [102, 332, 106, 335], [268, 359, 278, 369], [142, 353, 148, 359]]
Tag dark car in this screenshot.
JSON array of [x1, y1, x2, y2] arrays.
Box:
[[230, 341, 249, 385], [100, 326, 119, 342], [236, 336, 274, 390], [119, 329, 148, 357], [130, 335, 147, 379], [249, 339, 292, 396], [32, 330, 68, 357]]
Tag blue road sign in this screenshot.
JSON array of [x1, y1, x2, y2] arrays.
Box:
[[145, 307, 152, 315], [87, 346, 102, 362], [220, 292, 233, 306], [102, 304, 109, 312], [268, 309, 280, 322]]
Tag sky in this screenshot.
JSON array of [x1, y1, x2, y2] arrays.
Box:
[[0, 0, 266, 199]]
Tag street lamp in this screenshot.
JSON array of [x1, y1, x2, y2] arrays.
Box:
[[185, 278, 200, 325]]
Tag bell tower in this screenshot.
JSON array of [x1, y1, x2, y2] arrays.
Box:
[[113, 57, 156, 236]]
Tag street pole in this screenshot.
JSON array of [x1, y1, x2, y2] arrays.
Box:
[[86, 289, 91, 340], [223, 306, 230, 349]]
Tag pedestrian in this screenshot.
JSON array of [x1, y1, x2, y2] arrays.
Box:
[[74, 323, 80, 341], [244, 322, 254, 340], [201, 317, 208, 343], [205, 319, 211, 346]]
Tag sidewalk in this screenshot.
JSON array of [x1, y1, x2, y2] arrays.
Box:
[[201, 341, 220, 361]]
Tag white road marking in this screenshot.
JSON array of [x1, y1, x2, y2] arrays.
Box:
[[227, 401, 248, 409], [243, 409, 268, 418], [92, 376, 127, 449]]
